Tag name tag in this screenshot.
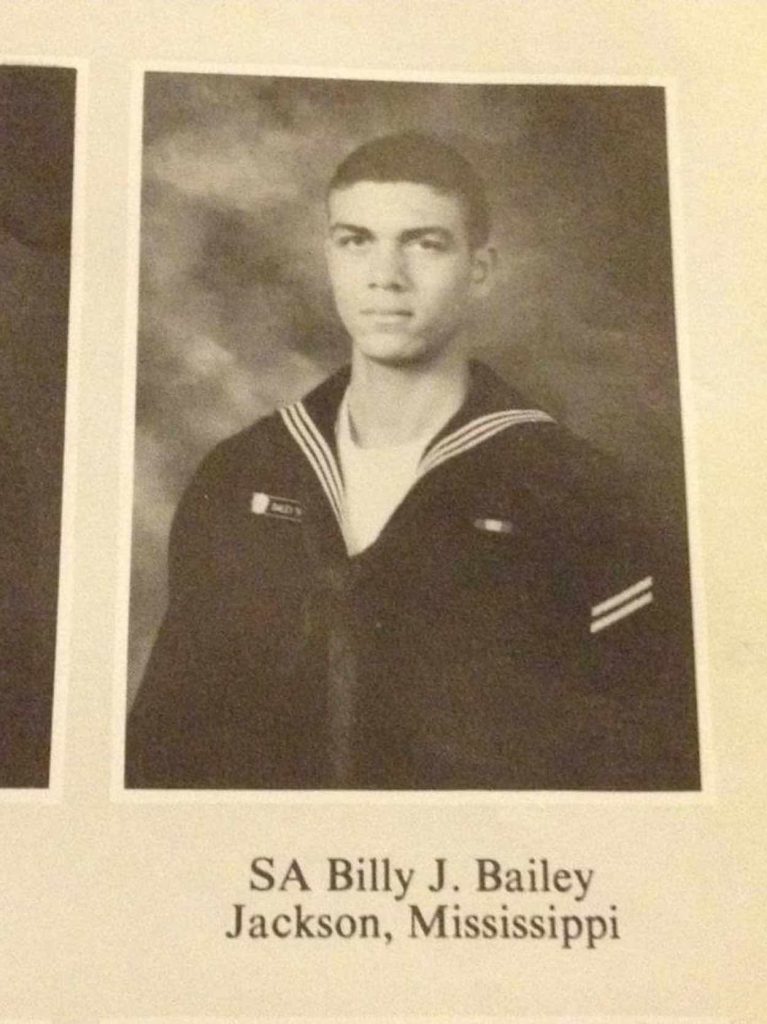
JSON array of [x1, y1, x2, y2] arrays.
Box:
[[250, 492, 303, 521]]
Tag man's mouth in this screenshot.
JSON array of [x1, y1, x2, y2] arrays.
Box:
[[361, 309, 413, 319]]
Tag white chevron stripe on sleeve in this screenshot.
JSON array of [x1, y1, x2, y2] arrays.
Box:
[[591, 575, 653, 618], [590, 591, 653, 634]]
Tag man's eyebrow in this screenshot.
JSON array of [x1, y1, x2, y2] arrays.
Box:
[[400, 226, 455, 243], [329, 222, 374, 236], [328, 223, 457, 242]]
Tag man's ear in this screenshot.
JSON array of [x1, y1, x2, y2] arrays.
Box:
[[470, 245, 497, 295]]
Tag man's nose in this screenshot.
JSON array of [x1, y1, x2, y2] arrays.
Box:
[[368, 243, 407, 290]]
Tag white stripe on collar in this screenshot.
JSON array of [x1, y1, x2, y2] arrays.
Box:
[[279, 398, 552, 523], [279, 402, 344, 528], [418, 409, 553, 478]]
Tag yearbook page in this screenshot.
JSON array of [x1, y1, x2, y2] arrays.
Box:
[[0, 1, 765, 1022]]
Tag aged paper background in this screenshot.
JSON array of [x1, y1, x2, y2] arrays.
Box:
[[1, 0, 766, 1020]]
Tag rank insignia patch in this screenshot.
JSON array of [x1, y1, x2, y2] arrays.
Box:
[[250, 492, 303, 521], [590, 575, 653, 633]]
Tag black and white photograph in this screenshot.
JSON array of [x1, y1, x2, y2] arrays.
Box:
[[124, 72, 700, 792], [2, 1, 767, 1019], [0, 63, 76, 788]]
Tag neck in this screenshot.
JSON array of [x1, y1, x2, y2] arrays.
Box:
[[346, 348, 470, 448]]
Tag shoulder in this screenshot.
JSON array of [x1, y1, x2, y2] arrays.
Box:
[[499, 420, 655, 618], [163, 411, 298, 549], [491, 415, 636, 526], [532, 421, 644, 537], [467, 362, 632, 516], [180, 409, 297, 499], [201, 409, 291, 471], [183, 366, 349, 494]]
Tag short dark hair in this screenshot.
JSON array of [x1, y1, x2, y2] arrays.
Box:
[[328, 131, 490, 247]]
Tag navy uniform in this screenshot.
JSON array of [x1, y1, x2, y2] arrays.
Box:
[[126, 363, 699, 790]]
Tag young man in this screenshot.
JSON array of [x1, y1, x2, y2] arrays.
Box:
[[126, 132, 699, 791]]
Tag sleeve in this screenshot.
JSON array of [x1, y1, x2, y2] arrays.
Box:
[[556, 447, 700, 791], [125, 448, 235, 788]]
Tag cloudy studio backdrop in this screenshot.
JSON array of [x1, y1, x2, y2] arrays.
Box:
[[129, 73, 693, 710]]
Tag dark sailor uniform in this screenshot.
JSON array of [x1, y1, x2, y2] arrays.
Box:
[[126, 363, 700, 790]]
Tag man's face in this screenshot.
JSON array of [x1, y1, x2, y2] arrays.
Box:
[[325, 180, 493, 367]]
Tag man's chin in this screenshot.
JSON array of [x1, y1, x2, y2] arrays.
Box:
[[352, 333, 445, 370]]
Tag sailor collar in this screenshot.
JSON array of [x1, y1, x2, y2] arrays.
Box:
[[278, 361, 553, 530]]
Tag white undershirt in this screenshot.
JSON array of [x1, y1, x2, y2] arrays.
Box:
[[336, 390, 429, 556]]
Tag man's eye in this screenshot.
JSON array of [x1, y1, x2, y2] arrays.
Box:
[[337, 234, 368, 249], [415, 237, 447, 252]]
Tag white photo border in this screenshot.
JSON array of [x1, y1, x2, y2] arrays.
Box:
[[111, 62, 713, 807]]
